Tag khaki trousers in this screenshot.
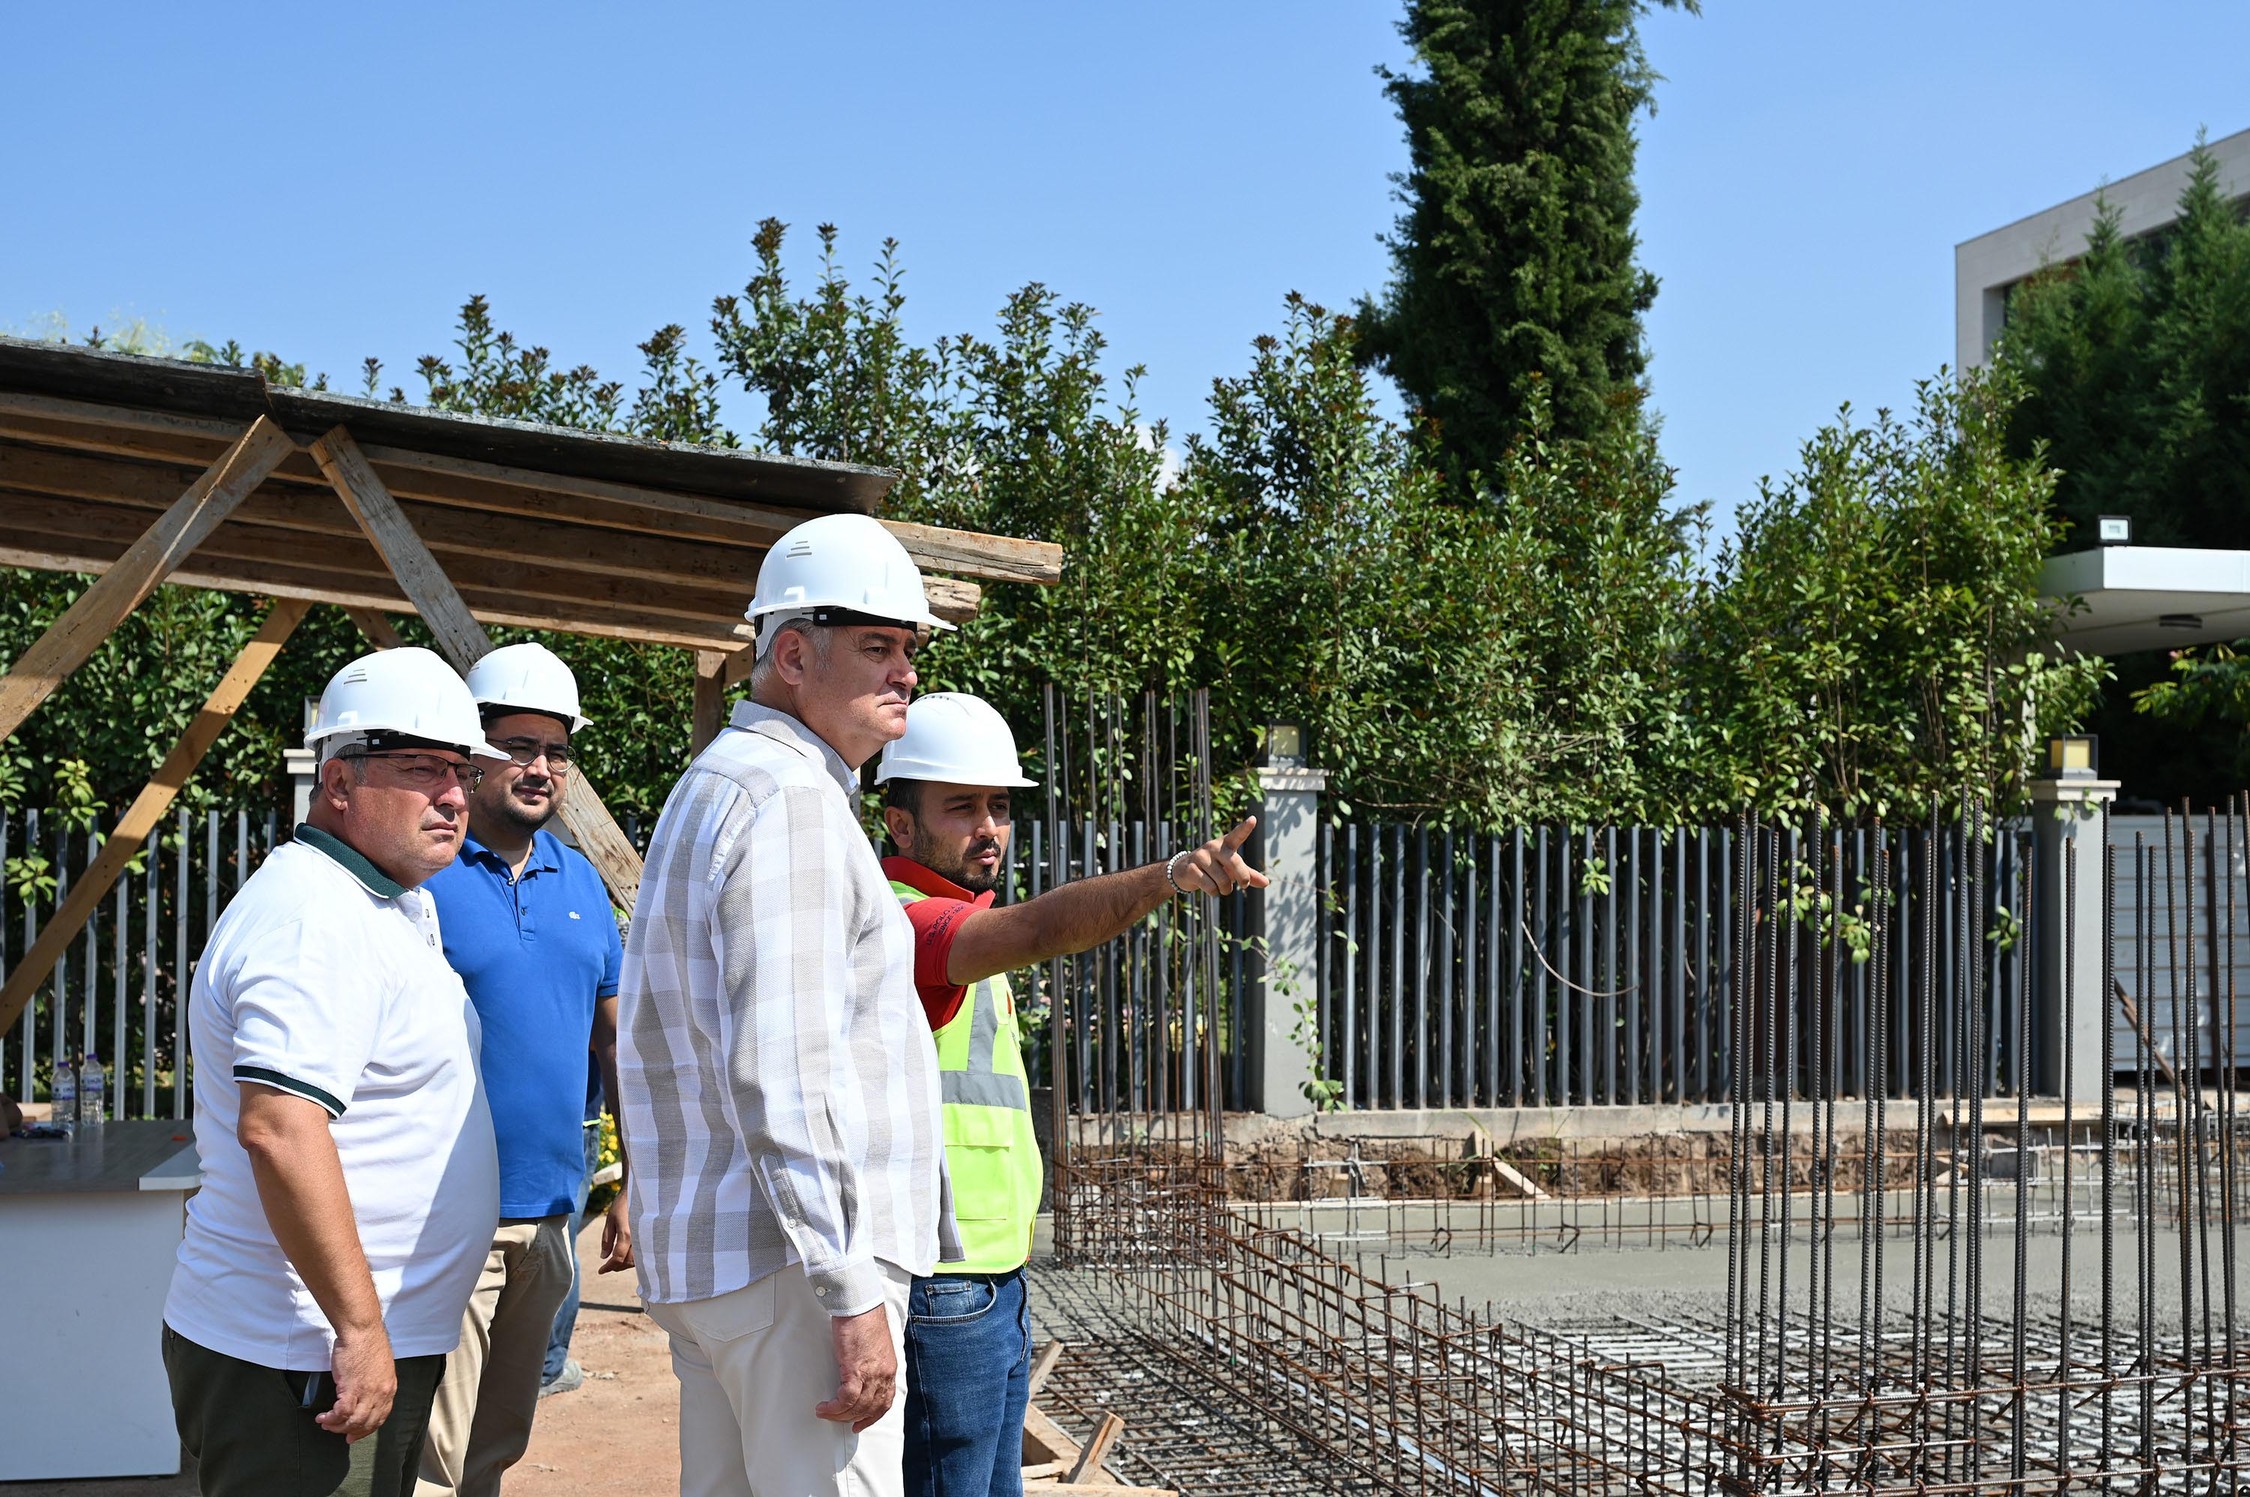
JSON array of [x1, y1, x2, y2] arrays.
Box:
[[415, 1215, 575, 1497], [645, 1262, 913, 1497]]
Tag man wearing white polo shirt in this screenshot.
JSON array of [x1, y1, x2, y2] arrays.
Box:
[[163, 648, 502, 1497]]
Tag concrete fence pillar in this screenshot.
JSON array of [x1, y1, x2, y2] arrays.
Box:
[[2030, 775, 2117, 1100], [1245, 765, 1326, 1117]]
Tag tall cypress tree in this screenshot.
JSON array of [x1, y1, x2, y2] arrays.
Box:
[[1358, 0, 1686, 495]]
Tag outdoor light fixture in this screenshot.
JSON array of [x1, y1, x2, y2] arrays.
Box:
[[2046, 734, 2099, 780], [1264, 721, 1306, 769], [2098, 515, 2132, 545]]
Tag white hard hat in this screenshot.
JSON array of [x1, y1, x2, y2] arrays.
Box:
[[746, 513, 956, 652], [305, 647, 503, 762], [464, 642, 589, 733], [876, 693, 1038, 788]]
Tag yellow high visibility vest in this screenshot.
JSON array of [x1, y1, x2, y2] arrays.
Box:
[[892, 879, 1044, 1273]]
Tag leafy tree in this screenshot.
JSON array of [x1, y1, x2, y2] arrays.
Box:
[[1694, 367, 2106, 818], [2002, 139, 2250, 551], [1999, 136, 2250, 804], [1357, 0, 1692, 494]]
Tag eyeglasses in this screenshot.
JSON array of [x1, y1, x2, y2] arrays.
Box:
[[489, 737, 574, 770], [344, 751, 484, 792]]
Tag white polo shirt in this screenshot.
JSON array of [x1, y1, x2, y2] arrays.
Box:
[[164, 825, 500, 1368]]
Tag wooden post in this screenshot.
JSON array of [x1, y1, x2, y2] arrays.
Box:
[[344, 607, 404, 650], [310, 425, 646, 911], [0, 415, 294, 744], [692, 650, 726, 755], [0, 598, 310, 1039]]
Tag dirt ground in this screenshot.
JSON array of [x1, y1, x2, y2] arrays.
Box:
[[3, 1219, 679, 1497]]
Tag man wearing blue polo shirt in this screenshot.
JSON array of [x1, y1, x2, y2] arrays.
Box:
[[417, 643, 630, 1497]]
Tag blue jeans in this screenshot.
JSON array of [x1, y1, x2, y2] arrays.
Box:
[[903, 1268, 1031, 1497], [542, 1123, 601, 1383]]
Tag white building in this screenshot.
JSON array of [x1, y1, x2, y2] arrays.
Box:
[[1955, 126, 2250, 374]]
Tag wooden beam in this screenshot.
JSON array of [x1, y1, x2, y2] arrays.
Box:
[[0, 598, 310, 1039], [345, 608, 405, 650], [0, 486, 763, 640], [692, 650, 727, 755], [0, 527, 744, 653], [1027, 1341, 1065, 1399], [310, 425, 646, 912], [1064, 1412, 1126, 1485], [0, 397, 1064, 587], [0, 415, 293, 744], [720, 642, 758, 691]]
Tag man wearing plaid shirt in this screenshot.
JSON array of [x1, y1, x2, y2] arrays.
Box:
[[618, 514, 962, 1497]]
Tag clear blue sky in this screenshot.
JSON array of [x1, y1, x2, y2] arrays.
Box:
[[6, 4, 2247, 540]]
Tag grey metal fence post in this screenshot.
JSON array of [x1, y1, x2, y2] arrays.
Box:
[[1247, 764, 1326, 1117], [2031, 774, 2116, 1099]]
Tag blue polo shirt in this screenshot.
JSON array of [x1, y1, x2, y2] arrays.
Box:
[[423, 828, 621, 1218]]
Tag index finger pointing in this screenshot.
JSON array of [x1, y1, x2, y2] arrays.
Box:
[[1221, 816, 1257, 850]]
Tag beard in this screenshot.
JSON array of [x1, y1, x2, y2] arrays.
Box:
[[928, 834, 1004, 895], [494, 783, 560, 835]]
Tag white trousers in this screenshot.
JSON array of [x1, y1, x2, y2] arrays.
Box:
[[646, 1262, 912, 1497]]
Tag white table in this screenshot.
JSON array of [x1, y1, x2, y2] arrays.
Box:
[[0, 1120, 199, 1480]]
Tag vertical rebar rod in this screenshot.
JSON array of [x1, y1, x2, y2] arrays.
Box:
[[2056, 844, 2077, 1478], [2100, 833, 2117, 1476]]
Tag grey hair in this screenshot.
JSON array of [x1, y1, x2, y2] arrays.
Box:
[[748, 616, 834, 696]]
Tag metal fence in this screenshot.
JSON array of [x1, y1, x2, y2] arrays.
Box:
[[1316, 814, 2043, 1109], [3, 806, 283, 1120]]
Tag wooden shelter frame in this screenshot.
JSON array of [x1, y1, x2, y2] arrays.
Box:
[[0, 337, 1061, 1039]]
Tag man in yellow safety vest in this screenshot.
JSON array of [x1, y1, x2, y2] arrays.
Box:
[[876, 692, 1265, 1497]]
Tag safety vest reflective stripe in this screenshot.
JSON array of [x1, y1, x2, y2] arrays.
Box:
[[891, 876, 1044, 1274], [942, 977, 1030, 1111]]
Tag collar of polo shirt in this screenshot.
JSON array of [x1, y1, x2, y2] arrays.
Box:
[[294, 822, 408, 899]]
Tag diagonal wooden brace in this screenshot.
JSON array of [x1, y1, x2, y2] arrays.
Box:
[[0, 414, 295, 744], [309, 425, 646, 911], [0, 597, 311, 1039]]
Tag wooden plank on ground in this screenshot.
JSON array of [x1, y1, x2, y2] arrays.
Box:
[[1027, 1340, 1066, 1399], [692, 650, 726, 754], [0, 598, 310, 1039], [1065, 1412, 1126, 1484], [0, 415, 293, 744], [1023, 1406, 1123, 1487], [311, 425, 646, 913]]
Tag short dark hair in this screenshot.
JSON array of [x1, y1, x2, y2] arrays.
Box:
[[884, 778, 925, 818]]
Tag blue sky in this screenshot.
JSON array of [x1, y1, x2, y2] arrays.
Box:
[[5, 4, 2247, 541]]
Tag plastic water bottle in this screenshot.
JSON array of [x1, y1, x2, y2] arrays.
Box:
[[51, 1059, 77, 1137], [78, 1054, 106, 1134]]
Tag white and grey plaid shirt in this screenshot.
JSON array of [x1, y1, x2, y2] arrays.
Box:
[[618, 700, 957, 1314]]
